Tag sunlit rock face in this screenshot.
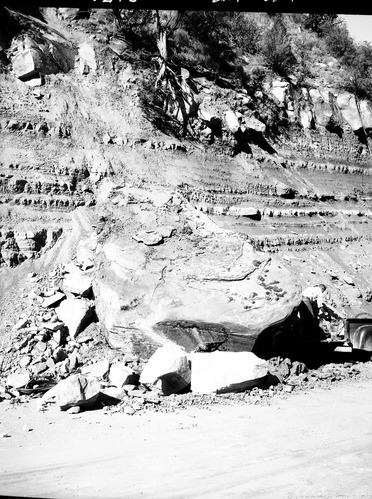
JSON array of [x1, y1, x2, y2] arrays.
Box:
[[93, 188, 302, 359]]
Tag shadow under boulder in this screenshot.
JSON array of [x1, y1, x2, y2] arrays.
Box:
[[252, 306, 372, 369]]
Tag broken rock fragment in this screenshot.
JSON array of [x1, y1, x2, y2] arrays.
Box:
[[343, 274, 355, 286], [189, 351, 268, 394], [42, 292, 65, 308], [52, 346, 68, 363], [225, 110, 240, 134], [78, 42, 97, 75], [6, 371, 31, 389], [56, 298, 92, 339], [46, 357, 56, 372], [76, 234, 97, 270], [63, 271, 93, 297], [52, 374, 101, 411], [81, 359, 110, 379], [133, 230, 163, 246], [99, 386, 126, 401], [44, 322, 64, 332], [13, 315, 29, 331], [109, 363, 137, 388], [52, 330, 63, 346], [35, 341, 47, 353], [19, 356, 32, 368], [157, 226, 175, 238], [31, 361, 48, 376], [68, 352, 79, 371], [140, 344, 191, 395], [275, 182, 296, 199], [66, 406, 81, 414], [229, 207, 260, 219]]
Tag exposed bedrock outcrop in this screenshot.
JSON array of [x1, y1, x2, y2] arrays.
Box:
[[0, 150, 98, 211], [1, 9, 371, 163], [0, 226, 63, 266], [92, 186, 302, 359], [249, 233, 364, 252], [178, 73, 372, 159], [9, 195, 88, 210], [269, 80, 372, 138], [0, 176, 77, 196], [194, 204, 371, 220], [183, 182, 296, 203]]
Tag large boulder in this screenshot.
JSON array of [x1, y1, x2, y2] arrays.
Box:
[[93, 188, 302, 359], [140, 344, 191, 395], [12, 49, 44, 80], [10, 33, 76, 81], [189, 351, 269, 394]]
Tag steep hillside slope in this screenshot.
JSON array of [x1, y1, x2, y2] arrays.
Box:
[[1, 8, 372, 365]]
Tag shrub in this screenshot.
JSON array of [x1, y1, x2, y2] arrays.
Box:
[[240, 59, 267, 94], [230, 13, 262, 56], [176, 11, 262, 74], [172, 28, 213, 71], [262, 16, 298, 77], [324, 21, 356, 63], [302, 14, 338, 37], [117, 10, 157, 49], [343, 42, 372, 100]]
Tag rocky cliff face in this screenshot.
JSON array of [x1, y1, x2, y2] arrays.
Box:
[[1, 8, 372, 360]]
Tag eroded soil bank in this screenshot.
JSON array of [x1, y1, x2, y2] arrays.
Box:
[[1, 364, 372, 499]]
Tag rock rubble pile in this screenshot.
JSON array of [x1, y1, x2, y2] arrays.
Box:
[[0, 264, 97, 381], [0, 276, 368, 417]]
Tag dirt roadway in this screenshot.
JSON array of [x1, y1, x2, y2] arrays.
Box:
[[0, 377, 372, 499]]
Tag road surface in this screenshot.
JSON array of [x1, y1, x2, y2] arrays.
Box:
[[0, 374, 372, 498]]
